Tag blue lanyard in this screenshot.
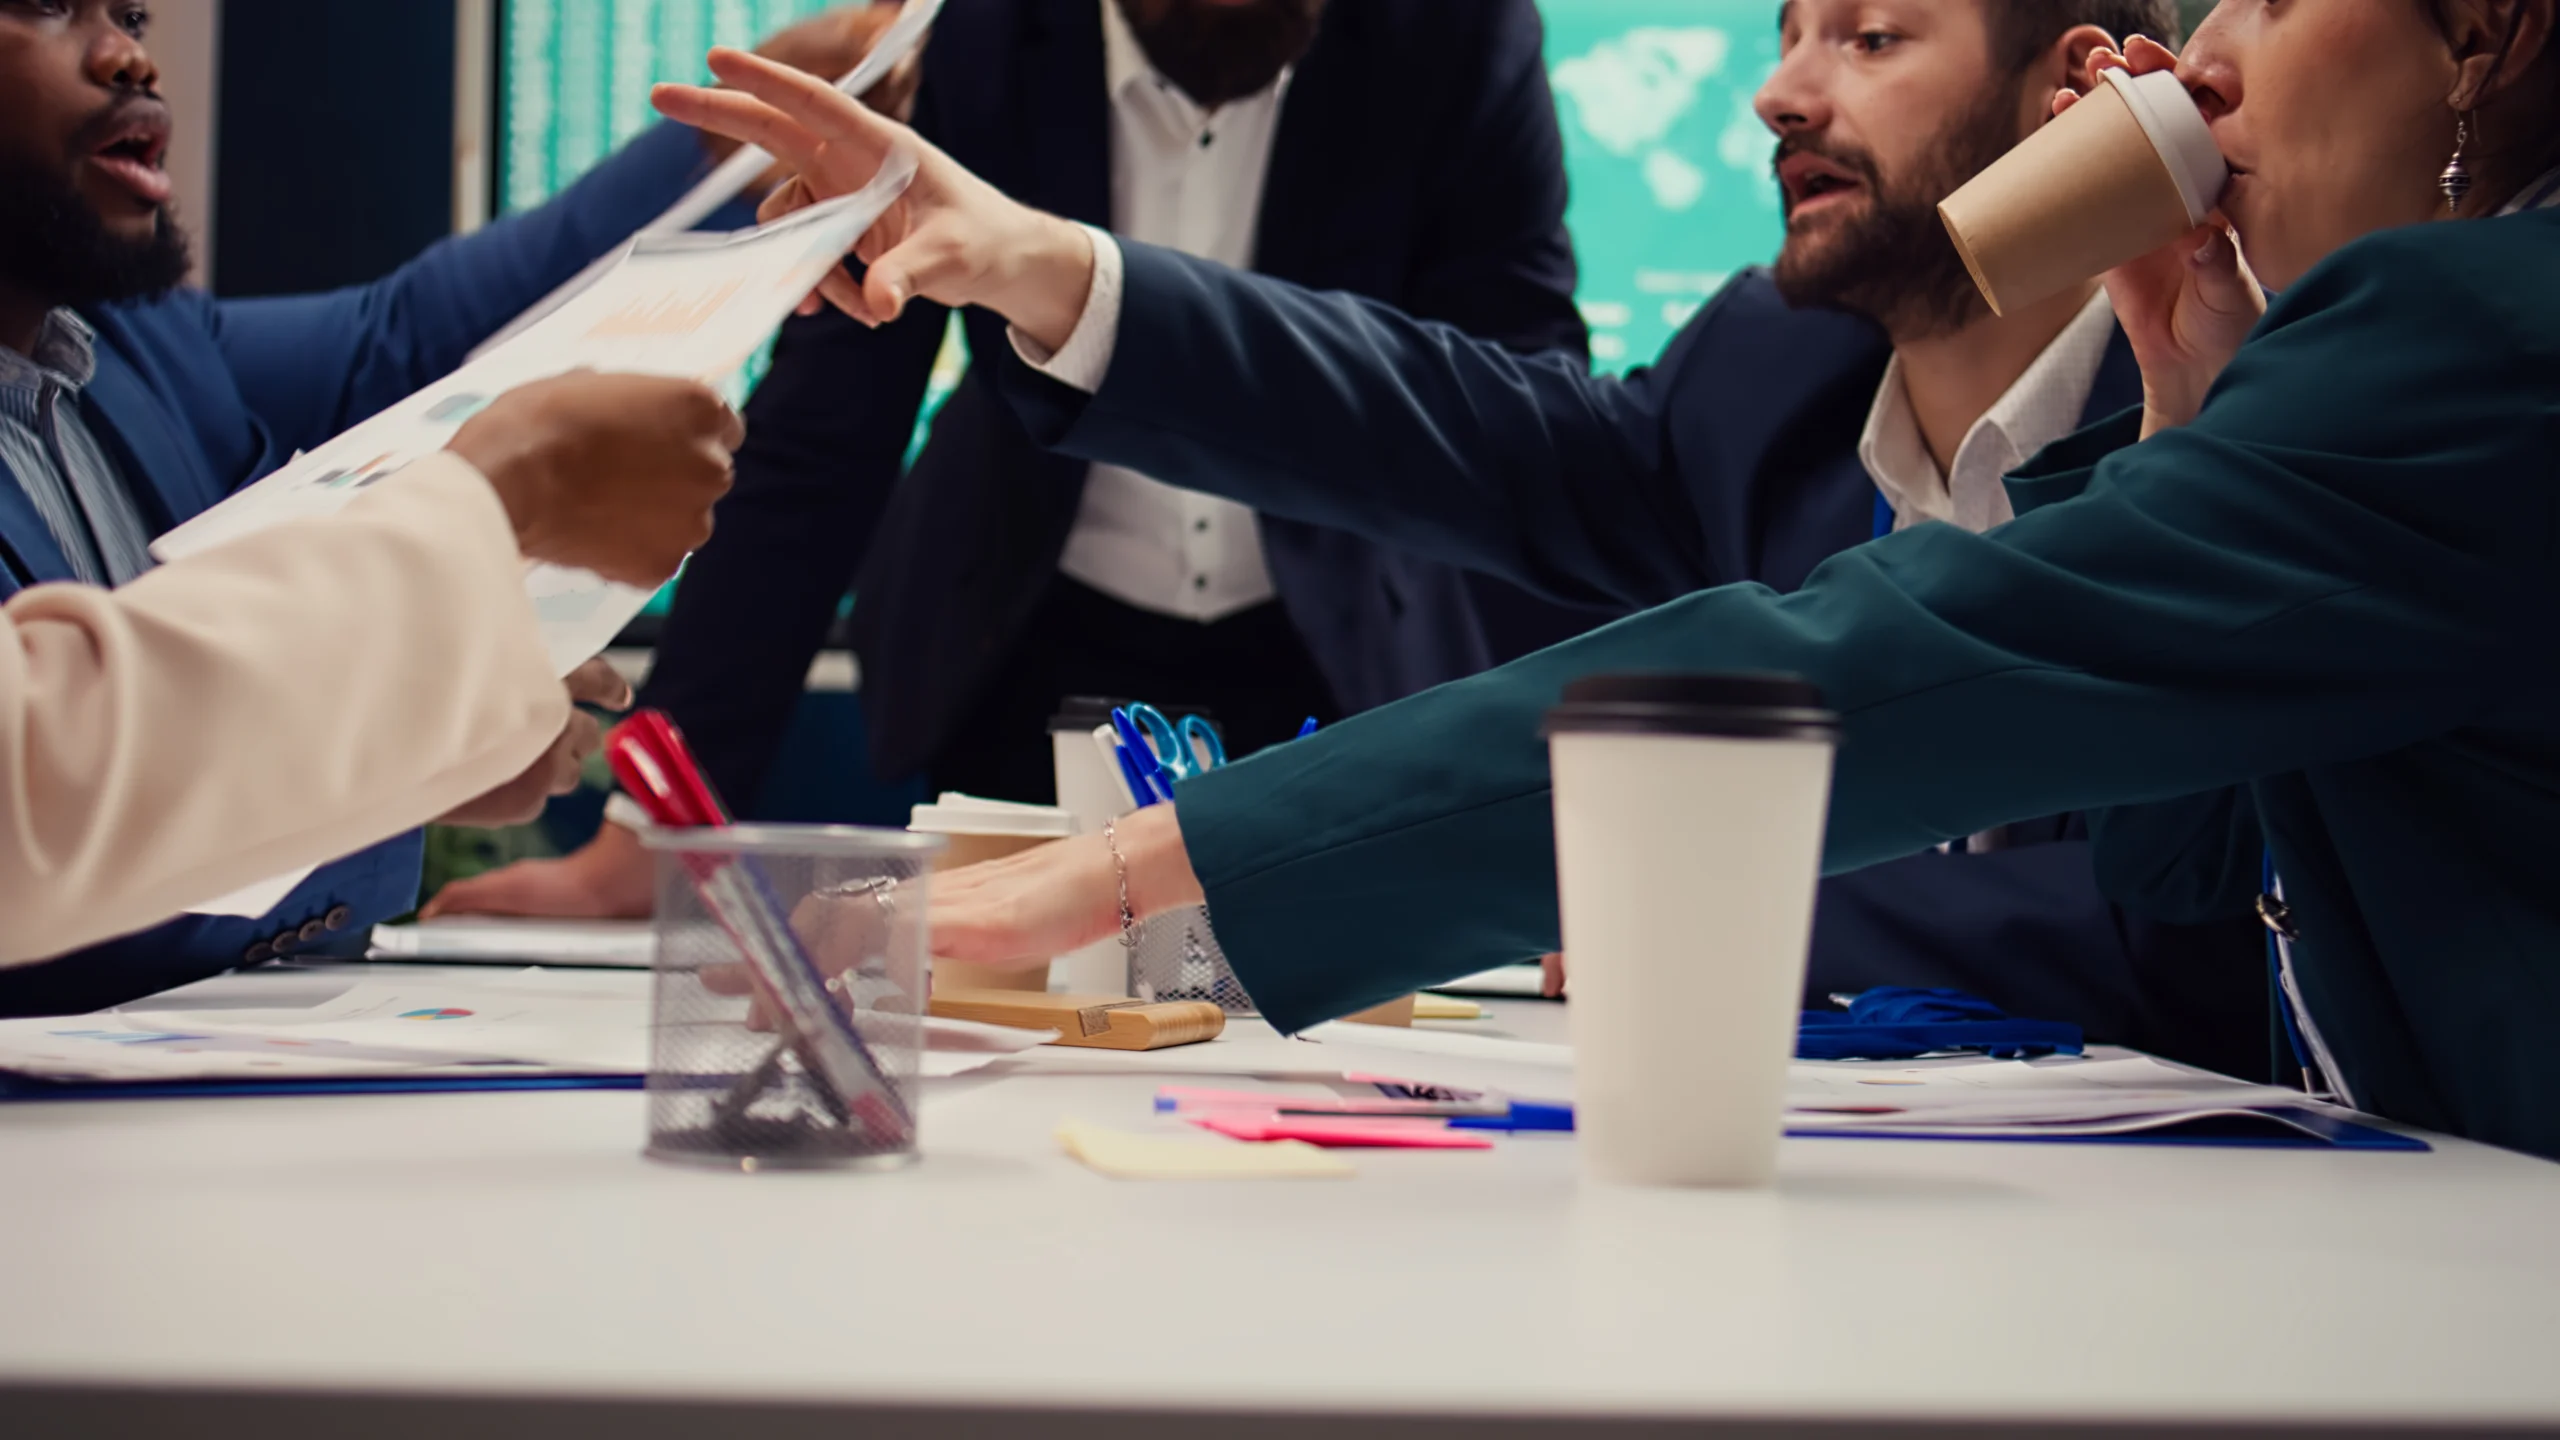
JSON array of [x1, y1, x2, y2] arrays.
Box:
[[1873, 488, 1895, 541]]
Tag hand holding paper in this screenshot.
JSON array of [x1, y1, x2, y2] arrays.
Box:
[[153, 162, 916, 678], [652, 48, 1097, 350]]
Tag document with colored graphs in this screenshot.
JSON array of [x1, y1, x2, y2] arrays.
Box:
[[152, 149, 916, 675]]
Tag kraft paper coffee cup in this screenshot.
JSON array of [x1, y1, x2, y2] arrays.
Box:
[[911, 796, 1077, 994], [1544, 674, 1840, 1188], [1938, 67, 2228, 317]]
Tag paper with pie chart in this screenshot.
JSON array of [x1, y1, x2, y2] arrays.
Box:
[[152, 149, 917, 676]]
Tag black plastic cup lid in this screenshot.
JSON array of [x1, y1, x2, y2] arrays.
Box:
[[1543, 672, 1840, 742]]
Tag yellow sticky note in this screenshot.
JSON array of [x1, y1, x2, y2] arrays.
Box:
[[1412, 995, 1485, 1021], [1055, 1119, 1354, 1180]]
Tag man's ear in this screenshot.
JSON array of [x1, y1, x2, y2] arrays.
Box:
[[2050, 24, 2118, 92]]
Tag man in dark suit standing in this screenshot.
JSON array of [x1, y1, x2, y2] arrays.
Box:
[[435, 0, 1586, 918]]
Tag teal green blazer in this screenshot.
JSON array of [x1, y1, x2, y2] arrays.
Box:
[[1174, 209, 2560, 1160]]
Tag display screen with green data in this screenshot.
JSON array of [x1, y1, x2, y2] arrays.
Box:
[[496, 0, 1790, 376]]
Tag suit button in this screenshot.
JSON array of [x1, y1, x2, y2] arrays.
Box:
[[271, 929, 301, 957], [243, 942, 275, 965], [324, 906, 354, 932], [298, 919, 329, 943]]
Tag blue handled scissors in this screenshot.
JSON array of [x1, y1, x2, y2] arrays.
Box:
[[1113, 703, 1227, 791]]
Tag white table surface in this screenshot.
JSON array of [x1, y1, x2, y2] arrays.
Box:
[[4, 965, 2558, 1438]]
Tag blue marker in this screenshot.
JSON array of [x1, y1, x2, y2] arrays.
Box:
[[1112, 740, 1162, 808], [1295, 716, 1320, 740], [1109, 708, 1178, 804]]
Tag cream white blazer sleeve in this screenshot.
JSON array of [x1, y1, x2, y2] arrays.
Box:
[[0, 452, 568, 965]]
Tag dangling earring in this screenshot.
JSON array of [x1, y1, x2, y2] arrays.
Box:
[[2440, 112, 2475, 214]]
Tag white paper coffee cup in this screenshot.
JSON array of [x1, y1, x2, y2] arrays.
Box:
[[1545, 674, 1840, 1188], [1938, 67, 2228, 317]]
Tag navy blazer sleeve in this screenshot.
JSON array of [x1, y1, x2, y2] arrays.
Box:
[[203, 122, 718, 455], [1004, 243, 1718, 611]]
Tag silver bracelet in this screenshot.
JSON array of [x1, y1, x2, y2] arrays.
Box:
[[1103, 818, 1139, 951]]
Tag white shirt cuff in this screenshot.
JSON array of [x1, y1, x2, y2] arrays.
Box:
[[1008, 224, 1124, 395]]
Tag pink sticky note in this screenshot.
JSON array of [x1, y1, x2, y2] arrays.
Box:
[[1188, 1114, 1493, 1149]]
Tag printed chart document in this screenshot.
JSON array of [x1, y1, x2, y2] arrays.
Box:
[[154, 151, 913, 675], [467, 0, 948, 357], [161, 155, 911, 917]]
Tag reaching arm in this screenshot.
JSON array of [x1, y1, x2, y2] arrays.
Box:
[[648, 50, 1733, 614], [0, 456, 562, 965], [1168, 228, 2559, 1028], [206, 124, 718, 453]]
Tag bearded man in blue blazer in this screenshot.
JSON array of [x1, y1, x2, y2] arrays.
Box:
[[0, 0, 885, 1014]]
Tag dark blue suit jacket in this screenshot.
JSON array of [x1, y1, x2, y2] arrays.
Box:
[[0, 123, 717, 1016], [637, 0, 1589, 803], [999, 246, 2272, 1079]]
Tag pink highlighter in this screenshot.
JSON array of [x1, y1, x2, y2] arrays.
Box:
[[1187, 1113, 1494, 1150]]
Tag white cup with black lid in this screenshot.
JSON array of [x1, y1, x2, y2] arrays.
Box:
[[1544, 673, 1841, 1188]]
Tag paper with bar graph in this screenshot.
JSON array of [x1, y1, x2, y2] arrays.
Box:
[[151, 150, 915, 675]]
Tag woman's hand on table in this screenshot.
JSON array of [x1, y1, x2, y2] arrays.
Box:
[[2055, 38, 2263, 437], [928, 805, 1206, 971]]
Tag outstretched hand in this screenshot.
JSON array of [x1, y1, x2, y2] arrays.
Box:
[[2053, 37, 2262, 435], [653, 48, 1096, 350], [927, 806, 1207, 972]]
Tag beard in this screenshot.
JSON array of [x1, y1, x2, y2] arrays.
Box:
[[1114, 0, 1327, 109], [0, 149, 191, 310], [1770, 86, 2020, 340]]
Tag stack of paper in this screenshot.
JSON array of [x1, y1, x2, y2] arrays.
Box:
[[0, 969, 1051, 1088], [1291, 1023, 2360, 1143], [370, 918, 656, 968]]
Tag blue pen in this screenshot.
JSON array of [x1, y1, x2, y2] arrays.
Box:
[[1111, 740, 1162, 808], [1295, 716, 1320, 740], [1448, 1101, 1574, 1133]]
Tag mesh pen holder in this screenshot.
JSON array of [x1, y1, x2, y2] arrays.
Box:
[[1126, 904, 1256, 1015], [642, 825, 945, 1172]]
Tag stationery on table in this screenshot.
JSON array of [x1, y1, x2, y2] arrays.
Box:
[[607, 711, 914, 1149]]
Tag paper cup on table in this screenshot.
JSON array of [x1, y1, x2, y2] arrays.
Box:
[[1938, 67, 2227, 316], [909, 795, 1077, 994], [1545, 674, 1840, 1188]]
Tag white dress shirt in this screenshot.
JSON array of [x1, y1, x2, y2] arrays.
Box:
[[1049, 0, 1288, 623], [1856, 286, 2119, 854], [1858, 288, 2120, 536]]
